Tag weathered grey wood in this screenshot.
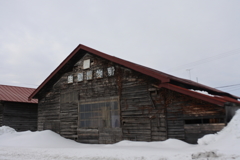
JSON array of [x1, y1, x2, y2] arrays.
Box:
[[2, 102, 37, 131], [166, 98, 184, 140], [184, 123, 225, 143], [36, 52, 229, 145], [0, 103, 3, 126]]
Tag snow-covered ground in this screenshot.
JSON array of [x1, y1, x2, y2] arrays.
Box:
[[1, 110, 240, 160]]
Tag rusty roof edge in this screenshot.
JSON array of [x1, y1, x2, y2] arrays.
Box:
[[169, 77, 240, 100], [0, 84, 36, 89], [2, 99, 38, 104], [172, 80, 238, 100], [29, 44, 171, 101], [80, 45, 170, 83], [158, 83, 226, 106], [29, 44, 238, 101], [28, 44, 83, 100]]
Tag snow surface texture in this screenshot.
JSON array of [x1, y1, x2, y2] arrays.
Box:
[[198, 109, 240, 145], [1, 110, 240, 159], [0, 126, 16, 135]]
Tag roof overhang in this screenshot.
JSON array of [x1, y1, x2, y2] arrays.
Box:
[[29, 44, 239, 102], [159, 83, 240, 106]]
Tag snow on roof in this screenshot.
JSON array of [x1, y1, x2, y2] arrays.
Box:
[[190, 89, 215, 97], [159, 83, 240, 106], [0, 85, 38, 104], [189, 88, 240, 105]]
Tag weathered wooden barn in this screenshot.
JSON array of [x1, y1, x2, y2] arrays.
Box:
[[0, 85, 38, 131], [29, 44, 240, 144]]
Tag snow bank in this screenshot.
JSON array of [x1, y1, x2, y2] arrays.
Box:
[[198, 109, 240, 146], [113, 139, 194, 151], [0, 126, 16, 135], [0, 128, 80, 148], [197, 109, 240, 158], [114, 138, 190, 147], [0, 126, 197, 159], [1, 109, 240, 159]]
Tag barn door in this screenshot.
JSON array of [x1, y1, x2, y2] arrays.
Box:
[[78, 97, 121, 144]]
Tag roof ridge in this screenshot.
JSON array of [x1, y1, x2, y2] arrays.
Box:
[[0, 84, 36, 89], [29, 44, 239, 101]]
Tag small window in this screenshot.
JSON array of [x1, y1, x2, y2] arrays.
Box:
[[96, 69, 103, 79], [185, 118, 224, 124], [67, 75, 73, 83], [86, 70, 93, 80], [107, 67, 115, 76], [83, 59, 90, 69], [77, 73, 83, 82]]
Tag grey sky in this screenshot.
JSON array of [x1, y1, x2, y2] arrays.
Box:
[[1, 0, 240, 96]]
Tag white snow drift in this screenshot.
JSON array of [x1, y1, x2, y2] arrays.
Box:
[[1, 110, 240, 159]]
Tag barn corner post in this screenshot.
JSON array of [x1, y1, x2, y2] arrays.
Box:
[[164, 89, 169, 140], [115, 67, 123, 140], [225, 104, 228, 126], [159, 88, 170, 140], [224, 102, 240, 125], [0, 101, 3, 127], [77, 91, 80, 141]]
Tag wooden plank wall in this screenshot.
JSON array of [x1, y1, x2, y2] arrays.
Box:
[[38, 54, 123, 143], [3, 102, 37, 131], [38, 87, 78, 140], [37, 53, 170, 143], [163, 89, 226, 143], [184, 123, 225, 143], [78, 128, 99, 144], [73, 54, 121, 143], [183, 100, 226, 143], [38, 89, 61, 133], [99, 128, 122, 144], [37, 51, 231, 145], [0, 102, 3, 126], [166, 102, 184, 140], [121, 81, 167, 141], [60, 102, 78, 140]]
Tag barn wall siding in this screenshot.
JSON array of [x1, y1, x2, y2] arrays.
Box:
[[182, 94, 226, 143], [160, 89, 226, 143], [38, 54, 123, 143], [121, 82, 167, 141], [0, 102, 3, 126], [184, 123, 225, 143], [38, 90, 61, 133], [37, 53, 228, 144], [3, 102, 37, 131]]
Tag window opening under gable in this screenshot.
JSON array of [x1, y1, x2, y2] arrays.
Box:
[[185, 118, 224, 124], [79, 99, 120, 129]]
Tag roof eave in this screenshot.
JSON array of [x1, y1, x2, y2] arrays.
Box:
[[29, 44, 83, 100], [159, 83, 226, 106]]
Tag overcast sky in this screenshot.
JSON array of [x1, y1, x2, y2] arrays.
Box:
[[1, 0, 240, 96]]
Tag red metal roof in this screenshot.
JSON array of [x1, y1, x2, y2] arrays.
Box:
[[29, 44, 240, 105], [0, 85, 38, 104]]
